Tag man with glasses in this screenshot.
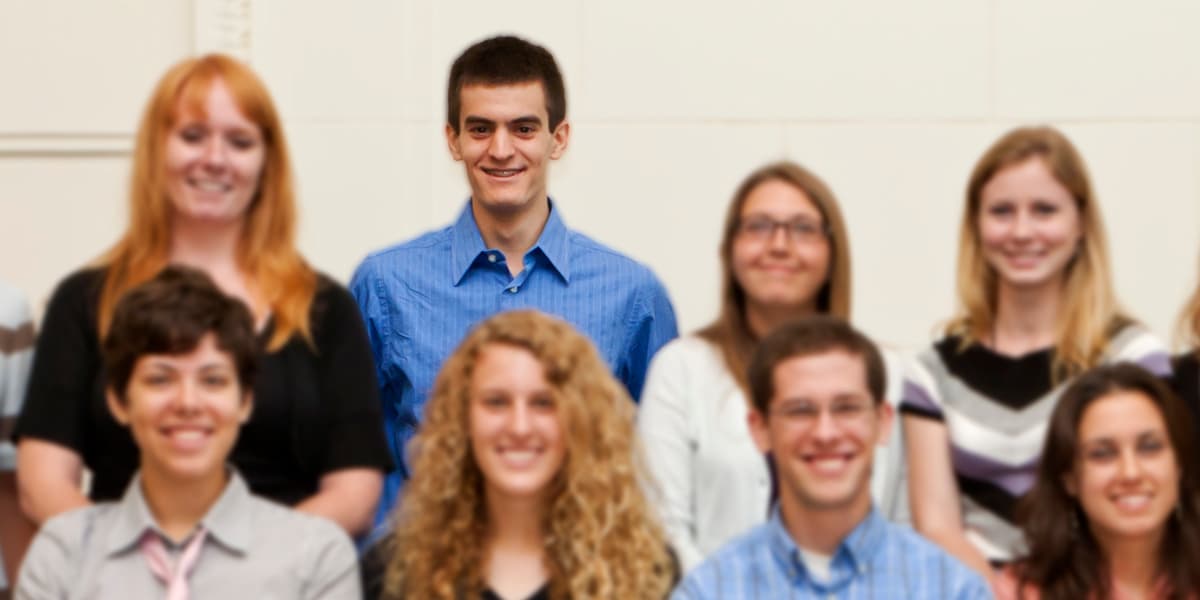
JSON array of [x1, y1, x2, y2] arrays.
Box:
[[673, 316, 989, 599]]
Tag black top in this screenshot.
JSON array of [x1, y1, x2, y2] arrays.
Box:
[[1169, 352, 1200, 444], [359, 537, 548, 600], [13, 268, 392, 505]]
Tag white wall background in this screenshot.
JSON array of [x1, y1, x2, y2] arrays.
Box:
[[2, 0, 1199, 354]]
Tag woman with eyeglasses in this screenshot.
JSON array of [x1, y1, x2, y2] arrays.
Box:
[[994, 364, 1200, 599], [636, 161, 908, 572], [900, 126, 1170, 581]]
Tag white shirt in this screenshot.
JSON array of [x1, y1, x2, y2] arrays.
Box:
[[637, 335, 909, 572]]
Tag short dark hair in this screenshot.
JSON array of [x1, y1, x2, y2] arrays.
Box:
[[446, 35, 567, 134], [103, 266, 259, 401], [747, 315, 886, 415]]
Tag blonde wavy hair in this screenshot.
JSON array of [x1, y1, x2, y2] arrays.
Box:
[[383, 310, 675, 599], [98, 53, 315, 351], [698, 160, 852, 391], [947, 126, 1128, 378]]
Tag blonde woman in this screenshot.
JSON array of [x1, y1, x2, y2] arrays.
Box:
[[901, 126, 1170, 579], [363, 310, 676, 599], [14, 54, 391, 535], [636, 161, 908, 572]]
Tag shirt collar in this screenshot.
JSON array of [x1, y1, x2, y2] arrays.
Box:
[[449, 199, 572, 285], [104, 469, 253, 556], [765, 503, 887, 581]]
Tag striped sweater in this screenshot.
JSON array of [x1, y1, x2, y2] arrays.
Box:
[[900, 325, 1170, 561]]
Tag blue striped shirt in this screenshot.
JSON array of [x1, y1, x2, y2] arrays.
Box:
[[350, 200, 678, 527], [672, 506, 992, 600]]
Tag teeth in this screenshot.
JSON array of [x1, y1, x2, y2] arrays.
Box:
[[191, 180, 229, 192], [1114, 494, 1151, 510], [485, 169, 520, 177], [499, 449, 540, 465], [170, 430, 207, 441]]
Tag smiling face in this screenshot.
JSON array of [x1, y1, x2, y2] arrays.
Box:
[[469, 343, 567, 505], [165, 77, 266, 226], [732, 179, 831, 316], [1068, 390, 1180, 547], [108, 334, 252, 485], [445, 81, 569, 218], [977, 157, 1083, 292], [749, 350, 891, 517]]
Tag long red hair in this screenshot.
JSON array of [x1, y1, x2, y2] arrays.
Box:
[[98, 53, 315, 350]]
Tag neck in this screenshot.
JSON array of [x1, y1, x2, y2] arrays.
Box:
[[484, 490, 545, 552], [140, 466, 229, 543], [780, 492, 871, 556], [991, 278, 1064, 355], [745, 301, 817, 339], [169, 217, 243, 271], [1102, 532, 1164, 596], [471, 198, 550, 277]]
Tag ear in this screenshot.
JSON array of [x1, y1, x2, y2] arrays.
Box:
[[874, 401, 895, 447], [106, 388, 130, 426], [1062, 471, 1078, 497], [548, 120, 570, 160], [747, 408, 771, 454], [445, 123, 463, 161], [238, 392, 254, 425]]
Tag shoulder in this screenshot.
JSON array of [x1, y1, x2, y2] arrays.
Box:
[[1106, 323, 1170, 374], [683, 522, 772, 582], [884, 523, 990, 584], [651, 335, 723, 369], [357, 228, 452, 270], [310, 273, 358, 315], [33, 503, 115, 554], [47, 267, 107, 305], [566, 230, 666, 289], [0, 279, 32, 325], [248, 496, 356, 558]]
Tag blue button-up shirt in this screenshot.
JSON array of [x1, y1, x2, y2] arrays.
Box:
[[672, 506, 992, 600], [351, 200, 678, 527]]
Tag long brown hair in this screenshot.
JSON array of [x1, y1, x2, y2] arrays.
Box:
[[698, 160, 851, 390], [384, 311, 675, 599], [1013, 363, 1200, 599], [98, 53, 315, 351], [947, 126, 1127, 378]]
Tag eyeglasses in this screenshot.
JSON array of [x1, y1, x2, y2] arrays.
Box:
[[770, 399, 873, 428], [737, 217, 828, 243]]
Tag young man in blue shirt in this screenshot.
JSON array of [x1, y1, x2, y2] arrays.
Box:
[[673, 316, 990, 599], [351, 35, 678, 528]]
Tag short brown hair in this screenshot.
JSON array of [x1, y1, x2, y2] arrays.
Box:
[[446, 35, 566, 134], [103, 265, 259, 401], [747, 315, 885, 415]]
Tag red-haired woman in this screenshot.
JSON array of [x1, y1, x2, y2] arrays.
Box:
[[14, 54, 391, 536]]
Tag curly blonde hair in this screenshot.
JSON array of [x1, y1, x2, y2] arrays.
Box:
[[383, 310, 676, 599]]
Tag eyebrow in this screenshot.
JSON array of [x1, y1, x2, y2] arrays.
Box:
[[463, 115, 544, 127]]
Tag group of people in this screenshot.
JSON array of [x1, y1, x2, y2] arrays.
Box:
[[0, 31, 1197, 600]]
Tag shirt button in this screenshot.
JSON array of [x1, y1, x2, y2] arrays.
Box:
[[508, 286, 519, 294], [487, 254, 497, 263]]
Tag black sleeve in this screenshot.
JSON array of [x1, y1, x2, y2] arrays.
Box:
[[13, 270, 103, 453], [1170, 352, 1200, 445], [312, 279, 394, 475], [359, 534, 394, 600]]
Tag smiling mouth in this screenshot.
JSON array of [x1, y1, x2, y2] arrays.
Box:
[[802, 453, 854, 475], [481, 167, 524, 178], [1111, 492, 1153, 513], [161, 426, 214, 452], [188, 178, 232, 192], [496, 447, 544, 468]]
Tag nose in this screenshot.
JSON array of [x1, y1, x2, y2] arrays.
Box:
[[1012, 208, 1034, 240], [174, 379, 203, 414], [811, 407, 839, 441], [488, 129, 515, 161], [1117, 448, 1142, 482], [509, 399, 533, 435], [201, 136, 229, 169], [767, 223, 791, 252]]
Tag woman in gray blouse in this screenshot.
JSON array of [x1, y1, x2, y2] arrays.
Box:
[[16, 267, 359, 600]]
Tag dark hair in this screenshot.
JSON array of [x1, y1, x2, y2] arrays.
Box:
[[103, 265, 260, 401], [746, 315, 885, 415], [445, 35, 566, 134], [1013, 363, 1200, 599], [697, 161, 852, 393]]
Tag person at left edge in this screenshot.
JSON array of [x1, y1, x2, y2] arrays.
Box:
[[350, 34, 678, 528], [16, 267, 359, 599], [13, 54, 392, 536]]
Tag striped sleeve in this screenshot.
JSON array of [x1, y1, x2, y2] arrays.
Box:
[[899, 350, 945, 421]]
